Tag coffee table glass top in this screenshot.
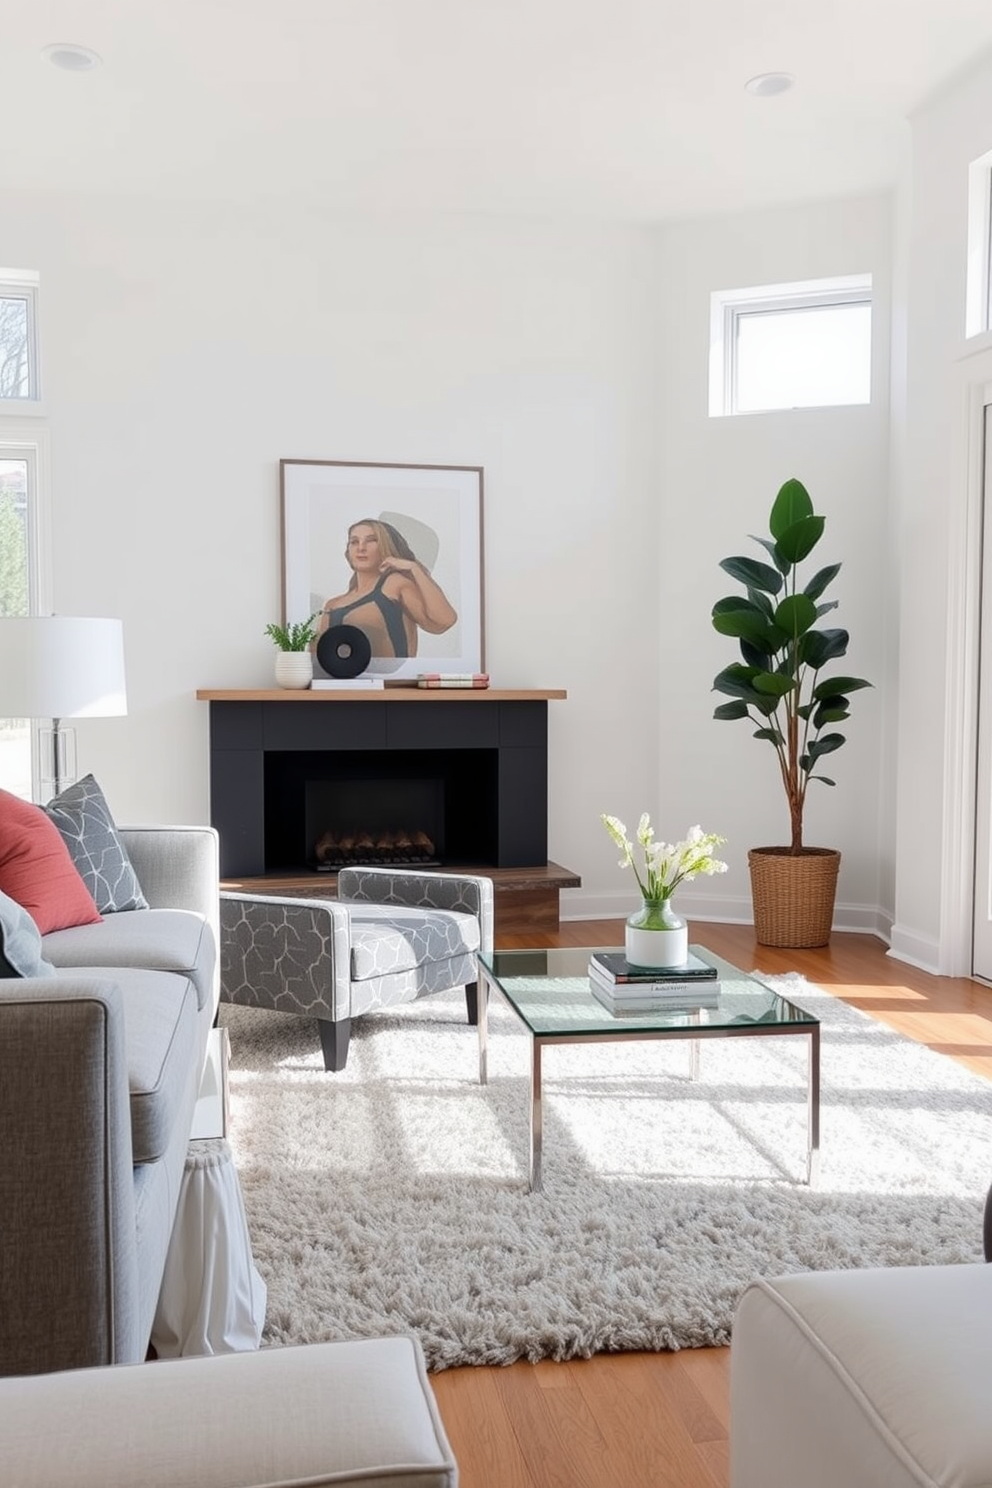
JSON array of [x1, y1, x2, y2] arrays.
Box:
[[478, 945, 817, 1037]]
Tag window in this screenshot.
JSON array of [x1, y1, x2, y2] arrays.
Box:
[[966, 149, 992, 338], [0, 266, 48, 798], [709, 274, 872, 417], [0, 269, 40, 404], [0, 448, 40, 798]]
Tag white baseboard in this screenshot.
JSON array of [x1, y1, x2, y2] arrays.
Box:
[[561, 887, 895, 947], [887, 924, 941, 976]]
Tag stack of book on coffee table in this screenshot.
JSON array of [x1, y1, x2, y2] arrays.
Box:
[[587, 950, 721, 1015]]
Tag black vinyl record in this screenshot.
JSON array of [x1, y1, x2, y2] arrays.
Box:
[[316, 624, 372, 678]]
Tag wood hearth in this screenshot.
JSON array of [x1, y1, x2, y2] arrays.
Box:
[[196, 687, 578, 931]]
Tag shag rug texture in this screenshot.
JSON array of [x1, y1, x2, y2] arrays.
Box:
[[220, 975, 991, 1370]]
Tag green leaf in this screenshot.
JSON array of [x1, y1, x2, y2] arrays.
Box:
[[800, 628, 850, 667], [813, 703, 850, 726], [746, 587, 775, 620], [811, 675, 872, 700], [740, 639, 772, 669], [769, 478, 813, 539], [720, 556, 783, 594], [714, 699, 749, 720], [751, 534, 791, 576], [753, 727, 784, 744], [774, 593, 818, 637], [775, 514, 825, 566], [713, 664, 763, 702], [804, 563, 841, 600], [814, 600, 839, 619], [752, 672, 795, 698], [711, 597, 782, 648], [806, 732, 846, 761], [797, 703, 814, 720], [811, 777, 836, 786]]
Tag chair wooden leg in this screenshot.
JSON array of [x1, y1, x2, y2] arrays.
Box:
[[317, 1016, 351, 1072], [464, 982, 479, 1026]]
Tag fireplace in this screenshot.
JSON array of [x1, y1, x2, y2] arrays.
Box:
[[204, 695, 549, 878]]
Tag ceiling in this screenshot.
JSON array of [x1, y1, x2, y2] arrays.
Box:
[[4, 0, 992, 222]]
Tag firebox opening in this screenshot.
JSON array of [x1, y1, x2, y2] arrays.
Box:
[[306, 777, 443, 869], [262, 749, 501, 873]]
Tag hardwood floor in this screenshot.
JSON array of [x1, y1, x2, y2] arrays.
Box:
[[429, 919, 992, 1488]]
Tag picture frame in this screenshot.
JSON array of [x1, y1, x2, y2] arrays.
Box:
[[280, 459, 485, 682]]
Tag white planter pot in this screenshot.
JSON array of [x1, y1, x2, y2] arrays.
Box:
[[274, 652, 313, 690]]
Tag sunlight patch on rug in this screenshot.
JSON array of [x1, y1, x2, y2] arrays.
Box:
[[220, 974, 991, 1369]]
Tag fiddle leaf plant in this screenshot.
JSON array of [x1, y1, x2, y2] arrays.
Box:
[[264, 614, 320, 652], [711, 478, 872, 855]]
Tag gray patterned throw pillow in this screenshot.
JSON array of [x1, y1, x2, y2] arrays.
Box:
[[44, 774, 149, 914], [0, 888, 56, 977]]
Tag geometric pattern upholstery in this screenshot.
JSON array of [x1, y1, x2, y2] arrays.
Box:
[[44, 775, 149, 914], [219, 867, 494, 1068]]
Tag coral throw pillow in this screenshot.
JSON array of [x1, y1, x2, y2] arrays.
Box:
[[0, 788, 102, 934]]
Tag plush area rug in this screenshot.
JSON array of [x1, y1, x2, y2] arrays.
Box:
[[220, 975, 991, 1370]]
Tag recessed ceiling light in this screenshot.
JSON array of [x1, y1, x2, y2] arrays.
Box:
[[745, 72, 795, 98], [42, 42, 103, 72]]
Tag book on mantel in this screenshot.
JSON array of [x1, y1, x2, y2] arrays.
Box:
[[417, 673, 490, 689], [589, 971, 721, 1015], [589, 949, 719, 985]]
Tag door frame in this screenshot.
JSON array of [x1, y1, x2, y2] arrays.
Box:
[[943, 356, 992, 976]]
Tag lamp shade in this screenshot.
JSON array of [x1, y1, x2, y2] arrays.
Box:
[[0, 617, 127, 718]]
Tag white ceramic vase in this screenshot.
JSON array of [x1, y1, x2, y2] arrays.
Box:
[[624, 895, 689, 970], [274, 651, 313, 690]]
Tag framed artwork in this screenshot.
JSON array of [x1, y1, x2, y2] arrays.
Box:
[[280, 459, 485, 682]]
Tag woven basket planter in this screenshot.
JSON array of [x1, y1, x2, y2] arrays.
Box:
[[747, 846, 841, 948]]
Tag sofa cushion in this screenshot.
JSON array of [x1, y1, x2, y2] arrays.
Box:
[[42, 908, 215, 1012], [0, 788, 102, 934], [348, 902, 480, 982], [0, 889, 56, 977], [44, 775, 149, 914], [52, 966, 201, 1165]]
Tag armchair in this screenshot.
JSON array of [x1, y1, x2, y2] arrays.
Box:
[[220, 866, 494, 1070]]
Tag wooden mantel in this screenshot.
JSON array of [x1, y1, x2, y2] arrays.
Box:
[[196, 687, 567, 702]]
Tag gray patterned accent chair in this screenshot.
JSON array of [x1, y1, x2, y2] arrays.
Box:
[[220, 867, 494, 1071]]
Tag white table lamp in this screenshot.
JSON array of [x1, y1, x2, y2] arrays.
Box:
[[0, 616, 127, 796]]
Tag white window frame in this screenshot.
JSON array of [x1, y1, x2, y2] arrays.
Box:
[[0, 424, 53, 800], [966, 150, 992, 339], [709, 273, 873, 417], [0, 267, 42, 409], [0, 425, 52, 610]]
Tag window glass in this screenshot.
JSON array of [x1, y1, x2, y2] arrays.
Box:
[[0, 296, 31, 399], [735, 302, 872, 412], [0, 458, 32, 799], [709, 275, 872, 417]]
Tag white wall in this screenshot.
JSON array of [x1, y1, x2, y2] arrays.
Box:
[[4, 186, 898, 924], [5, 192, 663, 904], [890, 53, 992, 971], [640, 195, 894, 931]]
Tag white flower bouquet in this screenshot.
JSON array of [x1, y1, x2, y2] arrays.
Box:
[[601, 815, 728, 902]]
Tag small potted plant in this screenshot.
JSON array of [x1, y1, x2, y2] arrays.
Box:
[[265, 614, 319, 690], [711, 477, 872, 946]]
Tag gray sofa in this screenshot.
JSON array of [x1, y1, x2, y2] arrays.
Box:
[[0, 824, 219, 1377]]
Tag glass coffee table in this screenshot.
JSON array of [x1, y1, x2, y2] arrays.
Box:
[[477, 944, 820, 1192]]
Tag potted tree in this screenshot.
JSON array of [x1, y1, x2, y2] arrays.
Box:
[[711, 478, 872, 947]]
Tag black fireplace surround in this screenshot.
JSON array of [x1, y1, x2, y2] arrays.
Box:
[[206, 698, 550, 878]]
